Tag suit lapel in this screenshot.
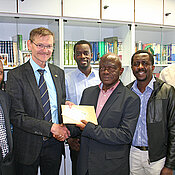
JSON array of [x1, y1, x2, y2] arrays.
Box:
[[49, 64, 60, 105], [48, 64, 62, 122], [98, 82, 123, 123], [92, 87, 100, 111], [0, 92, 12, 153], [24, 61, 44, 113]]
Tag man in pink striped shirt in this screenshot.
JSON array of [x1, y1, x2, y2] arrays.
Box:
[[68, 53, 140, 175]]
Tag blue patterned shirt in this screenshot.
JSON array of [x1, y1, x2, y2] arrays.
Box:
[[131, 77, 155, 146]]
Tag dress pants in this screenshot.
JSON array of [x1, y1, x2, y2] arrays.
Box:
[[130, 146, 165, 175], [70, 149, 79, 175], [15, 138, 63, 175]]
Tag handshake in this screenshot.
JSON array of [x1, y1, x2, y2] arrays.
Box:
[[51, 123, 70, 141]]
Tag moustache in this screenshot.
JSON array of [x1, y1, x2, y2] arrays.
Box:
[[136, 69, 147, 73]]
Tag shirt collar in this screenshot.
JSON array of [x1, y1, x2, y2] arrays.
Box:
[[75, 67, 96, 78], [132, 76, 156, 91], [30, 58, 49, 73], [99, 80, 120, 92]]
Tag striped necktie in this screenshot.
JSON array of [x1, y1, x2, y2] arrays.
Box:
[[38, 69, 52, 122], [0, 105, 9, 158]]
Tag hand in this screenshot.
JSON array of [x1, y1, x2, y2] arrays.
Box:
[[160, 167, 173, 175], [51, 123, 70, 141], [65, 101, 75, 108], [53, 134, 65, 142], [76, 120, 88, 130], [67, 138, 80, 151]]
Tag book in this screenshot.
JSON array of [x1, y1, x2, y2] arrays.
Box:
[[0, 53, 8, 68], [118, 41, 123, 61], [90, 42, 94, 64], [170, 43, 175, 63], [22, 40, 28, 51], [104, 36, 118, 55], [72, 41, 77, 65], [13, 42, 18, 66], [68, 41, 74, 65], [98, 41, 105, 58], [12, 35, 23, 51], [92, 42, 99, 64], [64, 41, 69, 65]]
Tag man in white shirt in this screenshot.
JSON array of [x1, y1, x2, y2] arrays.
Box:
[[65, 40, 100, 175], [159, 64, 175, 88]]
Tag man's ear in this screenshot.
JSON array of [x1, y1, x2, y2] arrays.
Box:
[[27, 40, 32, 51], [120, 68, 124, 76]]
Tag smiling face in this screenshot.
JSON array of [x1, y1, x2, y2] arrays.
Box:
[[99, 53, 123, 91], [74, 44, 92, 71], [132, 53, 155, 85], [27, 34, 53, 68]]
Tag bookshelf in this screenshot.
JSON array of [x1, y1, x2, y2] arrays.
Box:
[[61, 18, 133, 85], [135, 24, 175, 78], [0, 16, 59, 68], [1, 1, 175, 175], [0, 0, 175, 86]]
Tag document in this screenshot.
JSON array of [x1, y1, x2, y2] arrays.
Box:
[[61, 105, 98, 125]]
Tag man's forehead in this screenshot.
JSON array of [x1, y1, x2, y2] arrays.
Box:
[[134, 53, 149, 59], [76, 44, 89, 49]]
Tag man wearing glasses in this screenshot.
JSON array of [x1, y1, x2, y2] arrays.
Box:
[[68, 53, 140, 175], [6, 27, 70, 175]]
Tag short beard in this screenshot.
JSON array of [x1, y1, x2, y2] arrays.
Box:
[[137, 77, 147, 82]]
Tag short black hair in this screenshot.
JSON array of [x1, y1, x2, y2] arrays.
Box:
[[131, 50, 154, 65], [74, 40, 92, 53]]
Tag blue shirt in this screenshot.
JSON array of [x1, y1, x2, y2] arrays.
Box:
[[65, 68, 100, 105], [131, 76, 156, 146], [30, 58, 59, 124]]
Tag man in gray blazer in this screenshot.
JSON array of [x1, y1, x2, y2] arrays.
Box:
[[0, 60, 15, 175], [68, 53, 140, 175], [6, 27, 70, 175]]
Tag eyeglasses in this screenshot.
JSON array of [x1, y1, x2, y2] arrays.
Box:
[[100, 65, 117, 72], [30, 40, 53, 50]]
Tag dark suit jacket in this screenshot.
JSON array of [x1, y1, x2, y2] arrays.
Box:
[[6, 61, 66, 165], [69, 81, 140, 175], [0, 90, 15, 175]]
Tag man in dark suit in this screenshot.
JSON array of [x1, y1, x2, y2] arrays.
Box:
[[68, 53, 140, 175], [6, 27, 70, 175], [0, 60, 15, 175]]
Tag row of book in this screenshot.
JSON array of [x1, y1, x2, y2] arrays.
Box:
[[0, 35, 30, 68], [3, 36, 175, 68], [135, 42, 175, 64], [64, 37, 123, 66]]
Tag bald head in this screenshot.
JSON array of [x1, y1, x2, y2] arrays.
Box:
[[0, 60, 3, 84], [99, 53, 124, 91], [100, 53, 122, 68]]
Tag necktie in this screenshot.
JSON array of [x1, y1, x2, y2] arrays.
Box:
[[0, 105, 9, 158], [38, 69, 52, 122]]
